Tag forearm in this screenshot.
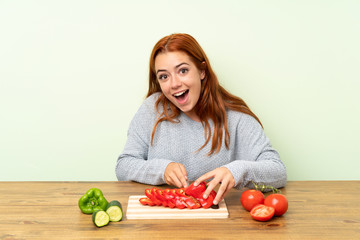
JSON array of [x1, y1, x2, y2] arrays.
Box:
[[116, 154, 172, 185], [224, 157, 287, 190]]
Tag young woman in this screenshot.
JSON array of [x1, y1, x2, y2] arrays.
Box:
[[116, 33, 286, 205]]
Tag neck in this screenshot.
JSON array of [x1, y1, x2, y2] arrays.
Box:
[[184, 110, 201, 122]]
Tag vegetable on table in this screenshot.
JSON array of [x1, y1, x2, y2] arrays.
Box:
[[250, 204, 275, 222], [78, 188, 123, 228], [240, 189, 265, 211], [240, 181, 289, 222], [106, 200, 123, 222], [139, 181, 217, 209], [78, 188, 109, 214], [264, 193, 288, 216], [92, 210, 110, 227]]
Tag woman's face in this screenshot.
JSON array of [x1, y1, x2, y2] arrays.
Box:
[[155, 51, 205, 122]]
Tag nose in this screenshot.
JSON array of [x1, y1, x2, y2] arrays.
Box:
[[170, 75, 182, 89]]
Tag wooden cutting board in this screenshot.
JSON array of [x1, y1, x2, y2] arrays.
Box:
[[126, 195, 229, 219]]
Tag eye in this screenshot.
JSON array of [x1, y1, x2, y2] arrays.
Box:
[[179, 68, 188, 74], [158, 74, 168, 80]]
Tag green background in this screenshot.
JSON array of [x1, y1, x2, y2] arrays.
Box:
[[1, 0, 359, 181]]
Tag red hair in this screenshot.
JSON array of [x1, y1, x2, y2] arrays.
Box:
[[147, 33, 262, 155]]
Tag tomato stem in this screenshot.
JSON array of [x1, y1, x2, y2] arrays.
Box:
[[251, 181, 281, 193]]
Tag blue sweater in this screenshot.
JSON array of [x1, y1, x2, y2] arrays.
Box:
[[116, 93, 287, 189]]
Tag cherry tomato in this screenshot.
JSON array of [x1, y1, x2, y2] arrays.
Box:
[[250, 204, 275, 221], [264, 194, 288, 216], [240, 189, 265, 211]]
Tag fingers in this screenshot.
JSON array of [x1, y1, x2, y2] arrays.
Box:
[[212, 178, 233, 205], [202, 175, 217, 199], [197, 167, 235, 205], [164, 162, 188, 188], [175, 163, 188, 188], [194, 171, 214, 186], [165, 165, 235, 205], [179, 164, 188, 186]]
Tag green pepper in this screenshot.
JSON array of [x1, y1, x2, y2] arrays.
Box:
[[78, 188, 109, 214]]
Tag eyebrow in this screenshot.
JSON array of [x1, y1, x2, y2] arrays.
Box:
[[156, 62, 190, 74]]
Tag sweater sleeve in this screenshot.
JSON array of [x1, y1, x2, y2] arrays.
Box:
[[115, 95, 173, 185], [223, 114, 287, 190]]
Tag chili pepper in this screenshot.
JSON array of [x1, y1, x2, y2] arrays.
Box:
[[78, 188, 109, 214]]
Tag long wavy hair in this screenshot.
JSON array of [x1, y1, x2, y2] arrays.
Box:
[[147, 33, 262, 155]]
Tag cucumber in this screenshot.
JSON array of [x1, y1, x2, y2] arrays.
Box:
[[92, 210, 110, 227], [106, 200, 123, 222]]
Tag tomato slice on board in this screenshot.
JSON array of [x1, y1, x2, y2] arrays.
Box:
[[250, 204, 275, 222]]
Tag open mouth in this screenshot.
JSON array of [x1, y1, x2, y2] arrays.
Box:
[[173, 89, 189, 103]]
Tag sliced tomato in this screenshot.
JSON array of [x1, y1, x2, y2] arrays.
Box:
[[250, 204, 275, 221], [139, 197, 155, 206]]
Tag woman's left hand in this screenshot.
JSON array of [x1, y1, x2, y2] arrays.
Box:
[[193, 167, 235, 205]]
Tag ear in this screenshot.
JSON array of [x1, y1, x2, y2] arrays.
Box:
[[200, 61, 206, 80]]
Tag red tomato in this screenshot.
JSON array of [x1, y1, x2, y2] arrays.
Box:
[[240, 189, 265, 211], [250, 204, 275, 221], [264, 194, 288, 216]]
